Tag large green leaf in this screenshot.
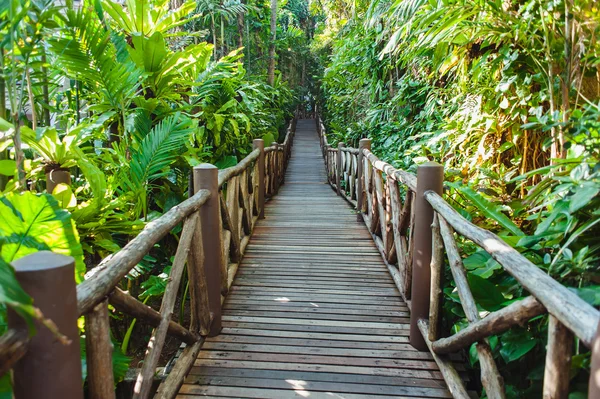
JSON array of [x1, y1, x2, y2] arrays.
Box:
[[215, 155, 238, 169], [129, 31, 168, 73], [500, 329, 537, 363], [0, 160, 16, 176], [467, 273, 506, 311], [452, 184, 524, 236], [0, 192, 85, 283], [0, 257, 36, 331], [463, 250, 501, 279]]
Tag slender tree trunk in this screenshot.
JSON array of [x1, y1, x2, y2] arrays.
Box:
[[211, 13, 217, 58], [25, 68, 37, 130], [220, 16, 226, 57], [0, 52, 6, 190], [267, 0, 277, 86], [559, 0, 572, 160], [0, 51, 6, 120], [41, 52, 50, 126], [237, 5, 244, 49]]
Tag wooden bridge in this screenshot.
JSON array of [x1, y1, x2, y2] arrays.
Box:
[[2, 118, 599, 399], [177, 119, 450, 398]]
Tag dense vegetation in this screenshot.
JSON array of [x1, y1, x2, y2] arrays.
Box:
[[1, 0, 599, 396], [0, 0, 313, 393], [313, 0, 599, 396]]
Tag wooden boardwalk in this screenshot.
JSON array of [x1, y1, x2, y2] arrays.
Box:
[[178, 120, 451, 398]]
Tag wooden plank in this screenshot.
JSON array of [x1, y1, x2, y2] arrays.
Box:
[[201, 342, 434, 360], [182, 376, 452, 397], [177, 385, 445, 399], [207, 334, 415, 350], [187, 367, 446, 388], [188, 358, 444, 379]]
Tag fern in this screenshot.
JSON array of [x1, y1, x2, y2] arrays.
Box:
[[47, 8, 142, 114], [122, 113, 194, 217]]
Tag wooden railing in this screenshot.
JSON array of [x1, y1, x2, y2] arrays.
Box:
[[316, 115, 600, 399], [0, 120, 296, 399]]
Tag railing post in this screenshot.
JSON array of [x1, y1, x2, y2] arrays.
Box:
[[193, 164, 224, 336], [336, 142, 344, 196], [356, 138, 371, 221], [7, 251, 83, 399], [409, 162, 444, 351], [85, 300, 115, 399], [253, 139, 265, 219], [589, 321, 600, 398], [274, 145, 282, 193]]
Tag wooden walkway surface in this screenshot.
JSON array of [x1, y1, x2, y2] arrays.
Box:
[[178, 119, 452, 398]]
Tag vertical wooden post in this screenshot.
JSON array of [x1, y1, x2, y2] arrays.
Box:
[[428, 215, 444, 342], [85, 300, 115, 399], [46, 169, 71, 193], [543, 315, 573, 398], [253, 139, 265, 219], [7, 251, 83, 399], [409, 162, 444, 351], [356, 139, 371, 221], [336, 142, 344, 195], [274, 146, 282, 193], [193, 164, 224, 336], [589, 321, 600, 399]]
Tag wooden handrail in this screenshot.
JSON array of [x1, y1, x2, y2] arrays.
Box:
[[77, 188, 212, 316], [316, 113, 600, 398], [426, 190, 599, 347], [218, 148, 260, 188]]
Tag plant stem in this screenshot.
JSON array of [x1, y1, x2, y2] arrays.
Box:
[[41, 52, 50, 126], [25, 67, 37, 130]]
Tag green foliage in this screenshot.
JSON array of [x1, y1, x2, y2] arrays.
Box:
[[0, 0, 302, 391], [314, 0, 599, 395], [0, 257, 36, 332], [0, 192, 85, 282]]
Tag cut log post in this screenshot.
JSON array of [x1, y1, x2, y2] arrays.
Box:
[[428, 215, 444, 342], [46, 169, 70, 193], [409, 162, 443, 351], [253, 139, 265, 219], [187, 216, 212, 336], [7, 251, 83, 399], [356, 139, 371, 220], [193, 164, 224, 336], [590, 321, 600, 399], [336, 142, 344, 195], [85, 300, 115, 399], [543, 315, 573, 399]]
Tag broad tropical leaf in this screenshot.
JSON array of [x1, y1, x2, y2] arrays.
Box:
[[0, 192, 85, 282]]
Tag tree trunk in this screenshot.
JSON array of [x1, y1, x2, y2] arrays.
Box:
[[211, 13, 217, 58], [0, 52, 6, 191], [41, 52, 51, 126], [267, 0, 277, 86], [237, 6, 244, 49], [220, 16, 226, 57]]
